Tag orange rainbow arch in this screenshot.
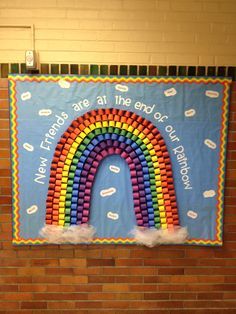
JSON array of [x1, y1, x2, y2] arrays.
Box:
[[45, 108, 180, 232]]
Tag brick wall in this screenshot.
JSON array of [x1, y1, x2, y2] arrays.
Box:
[[0, 78, 236, 313], [1, 0, 236, 65]]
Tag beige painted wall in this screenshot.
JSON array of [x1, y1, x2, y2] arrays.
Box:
[[0, 0, 236, 65]]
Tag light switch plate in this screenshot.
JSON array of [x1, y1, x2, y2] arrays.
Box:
[[25, 50, 37, 69]]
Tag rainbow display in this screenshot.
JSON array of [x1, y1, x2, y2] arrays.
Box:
[[46, 108, 179, 230]]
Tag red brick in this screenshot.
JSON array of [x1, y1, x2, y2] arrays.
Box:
[[88, 275, 115, 283], [102, 267, 130, 275], [74, 267, 102, 276], [45, 249, 74, 258], [60, 275, 88, 284], [158, 268, 184, 275], [230, 101, 236, 112], [144, 292, 170, 300], [87, 292, 115, 300], [0, 110, 9, 119], [33, 292, 88, 300], [129, 267, 157, 276], [0, 129, 10, 138], [130, 249, 185, 258], [224, 197, 236, 205], [115, 258, 143, 266], [159, 284, 188, 292], [170, 292, 197, 300], [144, 276, 171, 283], [0, 169, 10, 176], [74, 301, 102, 308], [0, 267, 17, 275], [0, 196, 12, 204], [0, 90, 8, 99], [17, 267, 45, 276], [0, 100, 9, 109], [59, 258, 86, 267], [183, 300, 236, 309], [0, 302, 19, 310], [101, 300, 131, 309], [0, 119, 9, 129], [115, 276, 143, 283], [19, 284, 47, 292], [227, 123, 236, 131], [30, 259, 59, 267], [68, 284, 102, 292], [185, 248, 215, 258], [0, 285, 18, 292], [129, 300, 183, 309], [47, 301, 77, 309], [103, 284, 129, 292], [197, 292, 223, 300], [45, 267, 74, 276], [225, 188, 236, 197], [223, 292, 236, 299], [32, 276, 60, 284], [0, 79, 8, 88], [75, 248, 102, 258], [1, 292, 32, 301], [87, 259, 115, 267], [130, 284, 158, 292], [102, 248, 130, 258], [0, 149, 10, 158], [185, 267, 236, 275], [21, 302, 47, 309], [0, 276, 32, 284], [0, 139, 10, 149]]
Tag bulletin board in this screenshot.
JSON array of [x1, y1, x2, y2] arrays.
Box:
[[9, 75, 231, 246]]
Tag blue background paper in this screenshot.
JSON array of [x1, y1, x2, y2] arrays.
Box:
[[13, 77, 225, 242]]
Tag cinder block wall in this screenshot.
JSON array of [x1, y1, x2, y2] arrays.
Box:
[[1, 0, 236, 312], [0, 0, 236, 65]]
